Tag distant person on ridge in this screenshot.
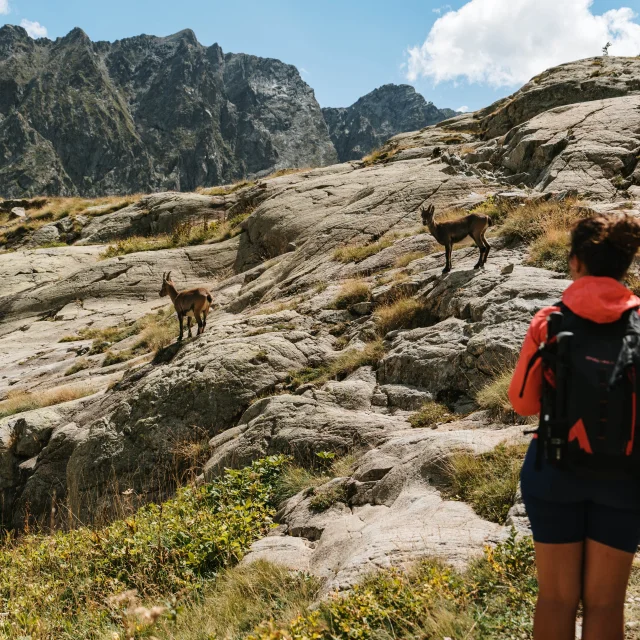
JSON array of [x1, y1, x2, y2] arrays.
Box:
[[509, 214, 640, 640]]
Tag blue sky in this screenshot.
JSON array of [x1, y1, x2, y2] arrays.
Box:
[[2, 0, 639, 111]]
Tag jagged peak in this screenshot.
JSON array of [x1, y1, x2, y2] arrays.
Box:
[[161, 28, 199, 45], [0, 24, 30, 43], [59, 26, 91, 45]]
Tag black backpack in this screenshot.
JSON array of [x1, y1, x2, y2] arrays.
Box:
[[521, 302, 640, 474]]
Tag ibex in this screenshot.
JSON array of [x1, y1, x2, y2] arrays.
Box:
[[420, 204, 491, 274], [159, 272, 213, 341]]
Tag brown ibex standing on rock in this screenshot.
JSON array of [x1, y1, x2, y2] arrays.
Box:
[[420, 204, 491, 274], [159, 272, 213, 341]]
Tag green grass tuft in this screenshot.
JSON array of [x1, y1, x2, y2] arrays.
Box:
[[333, 238, 394, 263], [409, 401, 454, 429], [289, 340, 385, 389], [440, 443, 528, 524], [331, 279, 371, 310]]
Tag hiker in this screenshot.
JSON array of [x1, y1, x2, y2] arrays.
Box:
[[509, 214, 640, 640]]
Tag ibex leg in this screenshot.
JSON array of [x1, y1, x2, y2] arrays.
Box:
[[194, 311, 204, 335], [178, 313, 184, 341], [442, 244, 452, 273], [482, 231, 491, 266], [187, 316, 193, 338]]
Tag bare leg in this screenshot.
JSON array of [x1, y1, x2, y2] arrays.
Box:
[[178, 313, 184, 341], [187, 316, 193, 338], [201, 309, 208, 333], [582, 539, 634, 640], [533, 541, 583, 640]]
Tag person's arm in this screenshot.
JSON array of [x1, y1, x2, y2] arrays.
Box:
[[508, 308, 555, 416]]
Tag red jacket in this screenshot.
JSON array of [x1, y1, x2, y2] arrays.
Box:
[[509, 276, 640, 416]]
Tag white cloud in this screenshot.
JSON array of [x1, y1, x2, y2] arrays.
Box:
[[300, 67, 311, 76], [407, 0, 640, 87], [20, 19, 48, 39], [457, 105, 470, 113], [0, 0, 10, 16]]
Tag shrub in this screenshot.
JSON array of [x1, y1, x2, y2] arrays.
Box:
[[249, 531, 536, 640], [476, 368, 516, 420], [289, 340, 385, 388], [333, 238, 394, 263], [0, 383, 98, 419], [409, 401, 454, 428], [0, 456, 288, 639], [156, 561, 321, 640], [394, 251, 426, 268], [440, 443, 528, 524], [331, 279, 371, 309], [375, 297, 427, 335]]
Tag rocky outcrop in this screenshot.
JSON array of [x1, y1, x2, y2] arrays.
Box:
[[0, 25, 337, 197], [467, 95, 640, 198], [323, 84, 457, 162]]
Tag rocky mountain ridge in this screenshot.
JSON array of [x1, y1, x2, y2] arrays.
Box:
[[0, 25, 338, 197], [0, 25, 459, 198], [323, 84, 457, 162]]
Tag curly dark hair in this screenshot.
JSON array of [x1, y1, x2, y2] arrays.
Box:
[[570, 214, 640, 280]]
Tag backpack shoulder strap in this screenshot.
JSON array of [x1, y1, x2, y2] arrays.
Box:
[[609, 307, 640, 388]]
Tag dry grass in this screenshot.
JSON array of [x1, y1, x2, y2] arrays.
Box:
[[362, 146, 400, 166], [157, 560, 321, 640], [264, 167, 311, 180], [439, 443, 528, 524], [527, 227, 571, 272], [333, 237, 395, 263], [625, 270, 640, 296], [394, 251, 427, 268], [100, 213, 250, 258], [197, 180, 256, 196], [476, 368, 516, 420], [500, 199, 583, 244], [375, 297, 428, 335], [0, 195, 138, 247], [496, 199, 587, 273], [289, 340, 386, 388], [250, 299, 301, 316], [64, 357, 92, 377], [62, 307, 176, 361], [331, 279, 371, 309], [409, 401, 454, 429], [0, 383, 98, 419]]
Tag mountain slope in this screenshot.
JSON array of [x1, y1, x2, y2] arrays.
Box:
[[323, 84, 457, 162], [0, 25, 337, 197]]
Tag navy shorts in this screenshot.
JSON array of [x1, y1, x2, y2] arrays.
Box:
[[523, 492, 640, 553], [521, 441, 640, 553]]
